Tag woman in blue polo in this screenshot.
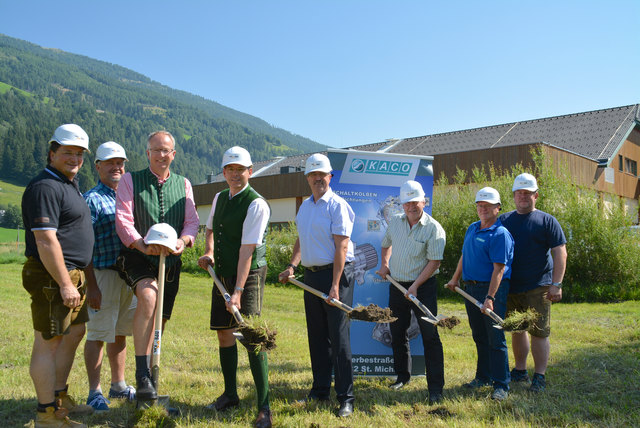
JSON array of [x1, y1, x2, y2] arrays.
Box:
[[446, 187, 514, 401]]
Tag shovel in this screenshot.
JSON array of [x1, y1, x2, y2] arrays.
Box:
[[287, 276, 396, 323], [385, 274, 447, 325], [453, 286, 504, 329], [207, 266, 276, 351]]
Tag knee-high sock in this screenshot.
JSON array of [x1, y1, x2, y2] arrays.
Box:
[[219, 344, 238, 399], [248, 350, 270, 410]]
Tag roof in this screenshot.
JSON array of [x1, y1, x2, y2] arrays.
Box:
[[204, 104, 640, 183]]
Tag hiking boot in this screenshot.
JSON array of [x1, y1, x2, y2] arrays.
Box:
[[86, 392, 110, 411], [109, 385, 136, 401], [206, 393, 240, 411], [463, 378, 491, 389], [491, 387, 508, 401], [56, 390, 94, 415], [136, 376, 157, 401], [510, 368, 530, 383], [529, 373, 546, 392], [35, 406, 86, 428]]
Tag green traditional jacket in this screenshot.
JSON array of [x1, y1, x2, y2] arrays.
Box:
[[212, 185, 268, 278], [131, 168, 186, 267]]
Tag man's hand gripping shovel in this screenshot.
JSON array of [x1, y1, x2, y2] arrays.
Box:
[[453, 286, 504, 329]]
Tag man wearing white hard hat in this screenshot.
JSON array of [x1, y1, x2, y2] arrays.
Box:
[[82, 142, 137, 411], [446, 187, 514, 401], [376, 180, 446, 404], [22, 124, 94, 427], [278, 153, 356, 418], [499, 173, 567, 393], [115, 131, 199, 401], [198, 146, 272, 428]]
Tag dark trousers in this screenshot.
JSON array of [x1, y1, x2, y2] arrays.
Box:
[[388, 276, 444, 393], [464, 280, 510, 390], [303, 264, 355, 404]]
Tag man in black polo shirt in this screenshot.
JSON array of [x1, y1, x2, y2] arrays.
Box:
[[22, 124, 95, 427]]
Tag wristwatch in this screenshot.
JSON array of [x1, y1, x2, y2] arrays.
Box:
[[552, 282, 562, 288], [287, 263, 298, 270], [485, 295, 495, 302]]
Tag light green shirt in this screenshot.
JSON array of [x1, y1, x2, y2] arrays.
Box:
[[381, 211, 446, 282]]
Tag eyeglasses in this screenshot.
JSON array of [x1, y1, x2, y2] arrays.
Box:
[[149, 148, 175, 156]]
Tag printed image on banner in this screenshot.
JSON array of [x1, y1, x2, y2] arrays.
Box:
[[327, 150, 433, 377]]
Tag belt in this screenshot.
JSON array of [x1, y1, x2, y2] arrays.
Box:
[[464, 280, 490, 285], [305, 263, 333, 272]]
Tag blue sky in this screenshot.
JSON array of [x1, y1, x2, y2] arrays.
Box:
[[1, 1, 639, 148]]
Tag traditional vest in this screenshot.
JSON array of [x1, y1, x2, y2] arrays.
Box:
[[212, 185, 268, 278], [131, 168, 186, 267]]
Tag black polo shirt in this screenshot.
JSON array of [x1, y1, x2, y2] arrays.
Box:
[[22, 166, 94, 270]]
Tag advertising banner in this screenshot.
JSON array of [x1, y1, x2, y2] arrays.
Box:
[[327, 149, 434, 376]]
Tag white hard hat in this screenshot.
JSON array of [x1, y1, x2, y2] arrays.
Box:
[[475, 187, 501, 205], [143, 223, 178, 252], [49, 124, 90, 152], [95, 141, 127, 163], [222, 146, 252, 168], [512, 173, 538, 192], [400, 180, 425, 204], [305, 153, 332, 175]]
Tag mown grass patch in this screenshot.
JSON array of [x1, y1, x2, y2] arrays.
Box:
[[1, 263, 638, 427]]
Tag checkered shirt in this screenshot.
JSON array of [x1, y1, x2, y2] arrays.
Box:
[[84, 181, 124, 268]]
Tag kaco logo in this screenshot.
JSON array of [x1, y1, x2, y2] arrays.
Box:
[[349, 158, 412, 176]]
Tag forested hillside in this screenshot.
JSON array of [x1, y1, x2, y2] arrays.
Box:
[[0, 34, 325, 191]]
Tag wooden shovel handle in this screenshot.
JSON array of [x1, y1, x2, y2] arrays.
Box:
[[454, 286, 504, 325], [386, 275, 438, 320], [287, 276, 353, 313], [207, 265, 244, 325]]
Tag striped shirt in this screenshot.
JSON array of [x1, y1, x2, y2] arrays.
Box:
[[84, 181, 124, 268], [381, 211, 446, 282]]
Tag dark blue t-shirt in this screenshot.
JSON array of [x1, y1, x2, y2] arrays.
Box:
[[22, 167, 94, 270], [462, 219, 514, 282], [499, 210, 566, 294]]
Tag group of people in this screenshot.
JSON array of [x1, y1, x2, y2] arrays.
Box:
[[21, 123, 566, 428]]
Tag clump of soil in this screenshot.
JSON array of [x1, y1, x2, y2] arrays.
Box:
[[238, 317, 277, 353], [349, 304, 397, 323], [502, 308, 539, 332], [436, 316, 460, 329]]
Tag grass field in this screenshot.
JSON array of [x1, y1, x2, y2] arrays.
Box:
[[0, 179, 25, 207], [1, 262, 638, 427]]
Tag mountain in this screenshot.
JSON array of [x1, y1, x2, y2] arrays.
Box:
[[0, 33, 326, 190]]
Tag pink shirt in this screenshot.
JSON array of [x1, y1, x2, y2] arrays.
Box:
[[116, 168, 200, 248]]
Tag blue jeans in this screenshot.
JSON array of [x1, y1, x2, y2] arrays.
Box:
[[464, 280, 510, 390]]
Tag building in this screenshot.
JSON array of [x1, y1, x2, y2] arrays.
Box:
[[194, 104, 640, 224]]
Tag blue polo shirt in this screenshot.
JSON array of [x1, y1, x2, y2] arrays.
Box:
[[84, 181, 125, 268], [461, 219, 514, 282], [22, 166, 94, 270]]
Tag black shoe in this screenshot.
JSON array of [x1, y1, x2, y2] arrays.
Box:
[[428, 391, 443, 405], [206, 393, 240, 411], [337, 402, 353, 418], [136, 376, 157, 401], [510, 368, 530, 383], [254, 407, 272, 428], [389, 380, 409, 390]]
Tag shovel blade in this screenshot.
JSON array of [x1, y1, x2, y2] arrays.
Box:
[[421, 316, 438, 324]]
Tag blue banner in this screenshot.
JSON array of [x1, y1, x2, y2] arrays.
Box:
[[327, 149, 434, 376]]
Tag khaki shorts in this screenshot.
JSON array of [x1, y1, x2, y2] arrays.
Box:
[[507, 286, 551, 337], [86, 268, 136, 343], [22, 257, 88, 340], [210, 265, 267, 330]]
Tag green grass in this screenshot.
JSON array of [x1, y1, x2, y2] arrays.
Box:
[[0, 81, 33, 97], [0, 226, 24, 243], [1, 263, 638, 427], [0, 179, 25, 207]]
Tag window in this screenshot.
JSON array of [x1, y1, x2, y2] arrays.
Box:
[[624, 157, 637, 176], [619, 155, 623, 171]]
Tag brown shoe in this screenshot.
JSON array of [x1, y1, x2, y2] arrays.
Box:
[[56, 390, 94, 416], [35, 406, 86, 428], [254, 407, 272, 428]]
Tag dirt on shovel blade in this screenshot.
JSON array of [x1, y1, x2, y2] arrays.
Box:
[[238, 320, 277, 352], [349, 304, 397, 323], [436, 316, 460, 329], [501, 308, 539, 332]]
